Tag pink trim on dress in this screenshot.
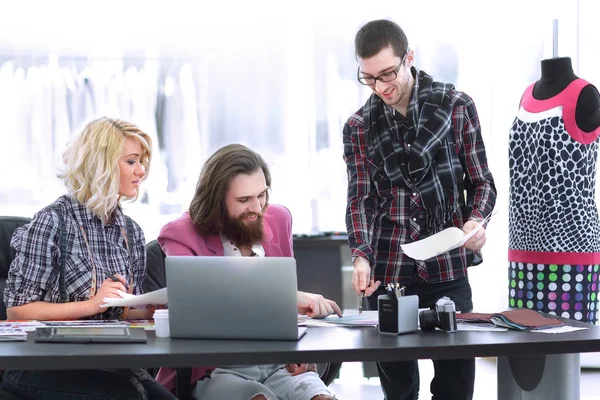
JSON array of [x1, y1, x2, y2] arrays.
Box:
[[509, 249, 600, 265], [520, 79, 600, 145]]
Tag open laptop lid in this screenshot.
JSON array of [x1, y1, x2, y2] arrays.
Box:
[[165, 256, 302, 340]]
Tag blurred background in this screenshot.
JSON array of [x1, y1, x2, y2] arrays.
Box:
[[1, 0, 599, 337], [3, 1, 600, 397]]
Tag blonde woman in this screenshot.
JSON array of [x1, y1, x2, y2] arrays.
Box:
[[1, 118, 176, 399]]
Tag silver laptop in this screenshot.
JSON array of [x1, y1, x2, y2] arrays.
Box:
[[165, 256, 307, 340]]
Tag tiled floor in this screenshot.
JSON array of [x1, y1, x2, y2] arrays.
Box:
[[328, 358, 600, 399]]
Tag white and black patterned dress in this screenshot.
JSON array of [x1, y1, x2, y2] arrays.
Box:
[[508, 79, 600, 323]]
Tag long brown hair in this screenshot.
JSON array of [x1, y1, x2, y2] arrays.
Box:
[[189, 144, 271, 235]]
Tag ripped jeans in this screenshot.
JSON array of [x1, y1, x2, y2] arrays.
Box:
[[193, 364, 335, 400], [0, 369, 177, 400]]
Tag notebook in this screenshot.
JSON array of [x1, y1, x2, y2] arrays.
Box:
[[165, 256, 306, 340], [0, 323, 28, 342]]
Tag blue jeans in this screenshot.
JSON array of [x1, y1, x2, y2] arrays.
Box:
[[194, 364, 334, 400], [367, 275, 475, 400], [0, 369, 177, 400]]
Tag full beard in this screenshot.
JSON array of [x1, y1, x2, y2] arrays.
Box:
[[221, 211, 265, 248]]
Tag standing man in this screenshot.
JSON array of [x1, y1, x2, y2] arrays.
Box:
[[343, 20, 496, 400]]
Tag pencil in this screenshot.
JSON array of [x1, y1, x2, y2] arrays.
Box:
[[358, 291, 365, 315], [108, 274, 128, 291]]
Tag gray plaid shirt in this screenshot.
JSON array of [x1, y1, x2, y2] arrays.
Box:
[[4, 195, 146, 316]]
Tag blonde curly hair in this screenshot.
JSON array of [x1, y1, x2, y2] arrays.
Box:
[[58, 117, 152, 220]]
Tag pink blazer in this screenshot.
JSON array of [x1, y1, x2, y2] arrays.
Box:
[[154, 204, 294, 394]]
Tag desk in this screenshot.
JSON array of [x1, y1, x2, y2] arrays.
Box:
[[0, 323, 599, 399]]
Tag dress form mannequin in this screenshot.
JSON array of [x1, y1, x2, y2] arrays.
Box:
[[508, 56, 600, 323], [532, 57, 600, 132]]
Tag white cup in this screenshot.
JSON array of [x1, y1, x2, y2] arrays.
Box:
[[153, 309, 170, 338]]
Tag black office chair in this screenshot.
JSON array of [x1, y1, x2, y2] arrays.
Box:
[[144, 240, 341, 399], [144, 239, 195, 399], [0, 216, 32, 320], [0, 216, 32, 400], [143, 239, 168, 294]]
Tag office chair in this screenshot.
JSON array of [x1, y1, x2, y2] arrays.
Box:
[[0, 216, 32, 320], [144, 239, 341, 399], [0, 216, 32, 400]]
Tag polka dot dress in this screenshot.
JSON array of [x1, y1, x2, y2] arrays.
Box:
[[509, 262, 600, 323], [508, 79, 600, 324]]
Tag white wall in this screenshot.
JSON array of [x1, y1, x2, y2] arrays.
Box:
[[0, 0, 595, 314]]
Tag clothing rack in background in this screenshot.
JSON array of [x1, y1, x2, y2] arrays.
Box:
[[0, 52, 207, 204], [553, 19, 558, 57], [0, 54, 209, 69], [0, 53, 209, 61]]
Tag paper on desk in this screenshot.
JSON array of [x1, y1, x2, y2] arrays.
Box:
[[457, 322, 508, 332], [530, 326, 589, 334], [401, 211, 497, 261], [299, 311, 379, 327], [100, 288, 167, 308], [325, 310, 379, 327], [299, 318, 338, 328], [0, 320, 46, 332], [0, 322, 29, 341]]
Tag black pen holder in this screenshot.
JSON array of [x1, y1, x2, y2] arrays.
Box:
[[378, 294, 419, 335]]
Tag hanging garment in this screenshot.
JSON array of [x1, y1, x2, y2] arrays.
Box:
[[124, 64, 167, 206], [508, 79, 600, 322], [160, 63, 201, 196], [0, 62, 22, 192]]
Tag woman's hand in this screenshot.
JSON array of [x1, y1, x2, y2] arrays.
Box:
[[136, 304, 168, 320], [88, 274, 127, 314]]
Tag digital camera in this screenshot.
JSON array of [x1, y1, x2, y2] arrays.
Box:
[[419, 296, 457, 332]]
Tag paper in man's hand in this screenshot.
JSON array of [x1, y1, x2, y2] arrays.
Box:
[[400, 211, 496, 261]]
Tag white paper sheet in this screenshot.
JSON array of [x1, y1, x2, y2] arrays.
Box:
[[530, 326, 589, 334], [299, 318, 340, 328], [323, 310, 379, 327], [401, 211, 497, 261], [299, 311, 379, 327], [100, 288, 168, 308], [457, 322, 509, 332]]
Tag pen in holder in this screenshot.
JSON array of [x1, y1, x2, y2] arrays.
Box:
[[378, 284, 419, 335]]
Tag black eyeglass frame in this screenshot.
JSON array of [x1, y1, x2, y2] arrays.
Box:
[[357, 51, 408, 86]]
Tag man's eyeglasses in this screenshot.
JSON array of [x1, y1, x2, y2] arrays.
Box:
[[357, 52, 408, 86]]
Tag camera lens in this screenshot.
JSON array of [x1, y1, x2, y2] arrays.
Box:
[[419, 309, 438, 331]]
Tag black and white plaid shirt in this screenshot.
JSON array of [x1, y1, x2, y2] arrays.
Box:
[[4, 195, 146, 315]]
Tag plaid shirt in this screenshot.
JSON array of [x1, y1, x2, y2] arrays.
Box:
[[4, 195, 146, 315], [344, 81, 496, 285]]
